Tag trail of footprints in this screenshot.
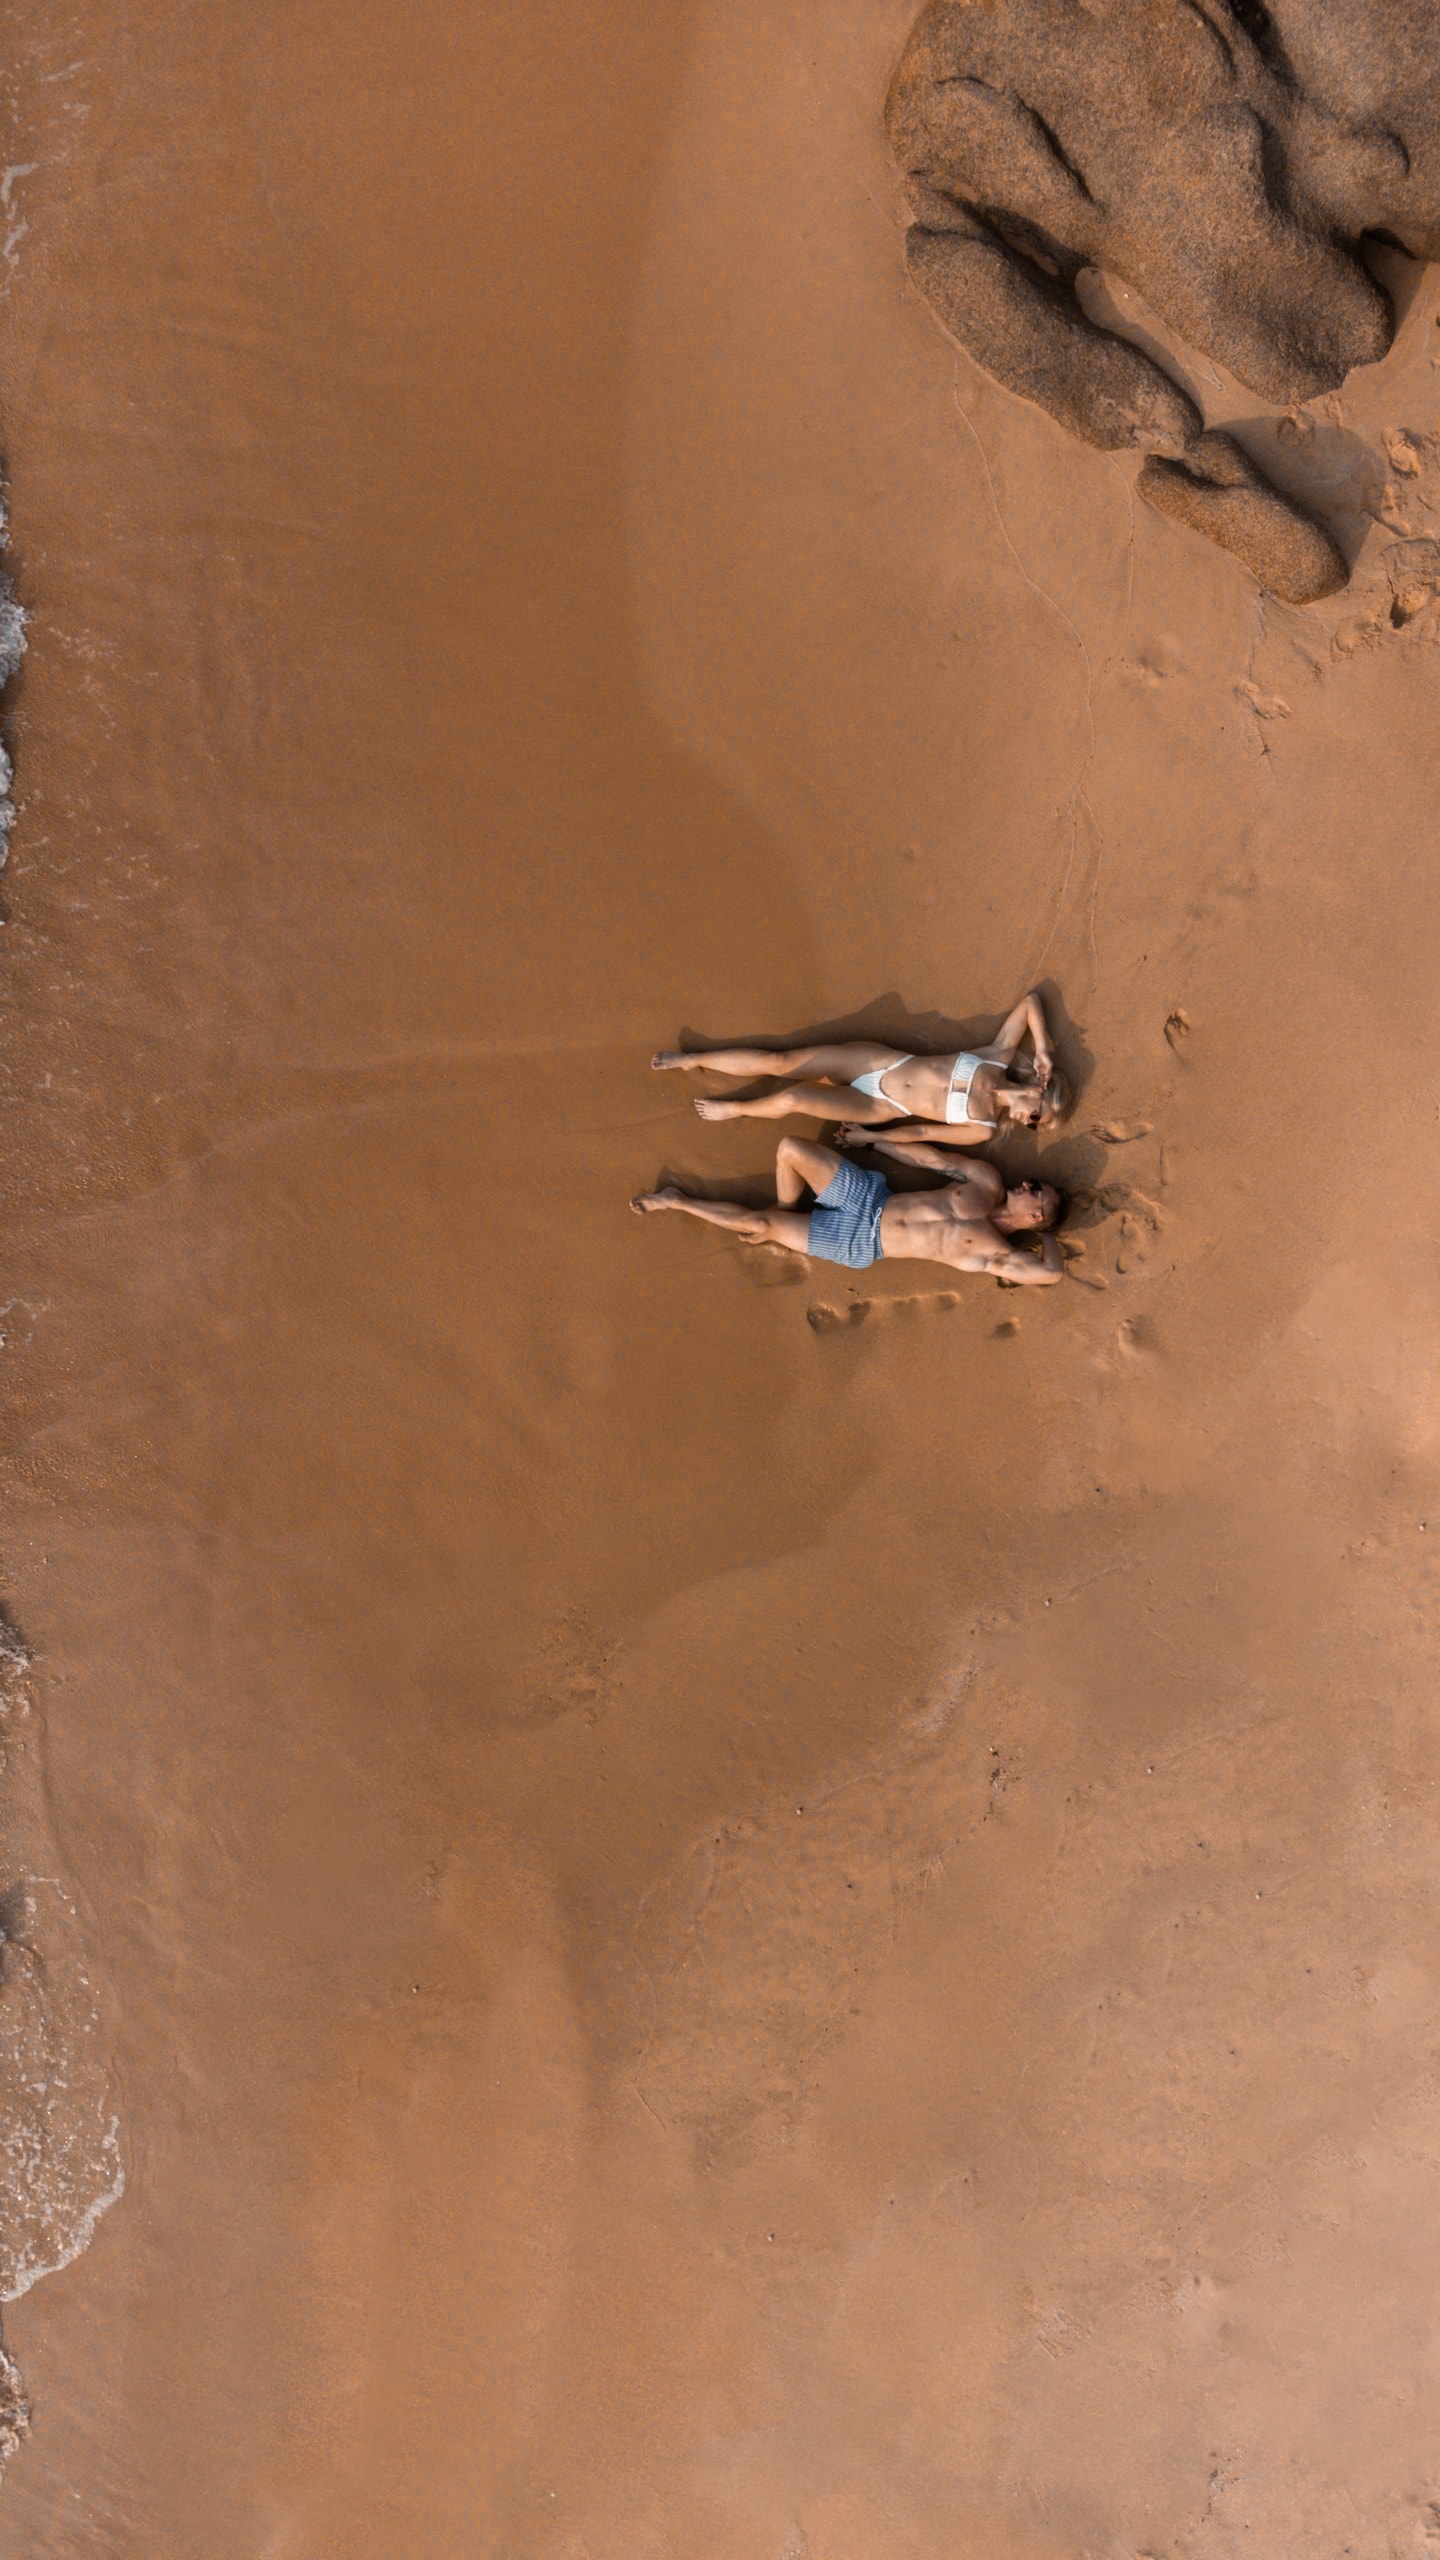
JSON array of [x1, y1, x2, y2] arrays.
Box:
[[807, 1289, 960, 1334]]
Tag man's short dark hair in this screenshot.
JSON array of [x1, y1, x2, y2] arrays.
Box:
[[1038, 1183, 1070, 1232]]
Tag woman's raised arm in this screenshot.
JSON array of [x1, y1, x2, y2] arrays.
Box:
[[989, 989, 1052, 1079]]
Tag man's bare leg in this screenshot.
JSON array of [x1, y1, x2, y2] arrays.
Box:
[[630, 1186, 811, 1252], [775, 1134, 842, 1204]]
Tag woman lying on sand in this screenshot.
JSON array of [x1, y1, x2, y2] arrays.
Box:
[[652, 987, 1069, 1145]]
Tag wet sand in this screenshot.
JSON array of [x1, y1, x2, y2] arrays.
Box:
[[1, 1, 1440, 2553]]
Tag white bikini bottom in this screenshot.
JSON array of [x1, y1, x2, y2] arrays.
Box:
[[849, 1050, 995, 1127]]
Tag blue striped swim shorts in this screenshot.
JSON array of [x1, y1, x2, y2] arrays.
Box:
[[806, 1159, 889, 1270]]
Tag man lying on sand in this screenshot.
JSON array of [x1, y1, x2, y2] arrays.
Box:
[[632, 1134, 1067, 1285], [651, 987, 1070, 1142]]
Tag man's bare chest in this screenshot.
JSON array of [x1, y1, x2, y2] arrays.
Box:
[[881, 1196, 998, 1266]]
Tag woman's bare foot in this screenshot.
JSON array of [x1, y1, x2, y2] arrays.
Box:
[[650, 1051, 696, 1071], [630, 1186, 684, 1215], [693, 1097, 741, 1121]]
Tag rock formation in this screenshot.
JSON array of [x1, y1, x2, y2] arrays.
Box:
[[886, 0, 1440, 600]]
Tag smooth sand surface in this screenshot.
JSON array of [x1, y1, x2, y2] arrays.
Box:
[[1, 2, 1439, 2554]]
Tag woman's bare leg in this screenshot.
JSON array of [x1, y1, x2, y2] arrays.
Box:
[[630, 1186, 813, 1252], [695, 1081, 902, 1126], [652, 1040, 899, 1079]]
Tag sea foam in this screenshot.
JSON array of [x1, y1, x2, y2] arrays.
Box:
[[0, 1612, 124, 2465]]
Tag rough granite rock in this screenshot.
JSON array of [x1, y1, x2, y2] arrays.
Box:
[[1138, 430, 1349, 602], [885, 0, 1440, 599]]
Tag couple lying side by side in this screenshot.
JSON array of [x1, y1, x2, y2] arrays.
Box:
[[652, 987, 1070, 1142], [638, 986, 1073, 1289], [633, 1134, 1068, 1289]]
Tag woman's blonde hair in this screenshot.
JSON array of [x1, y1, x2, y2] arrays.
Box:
[[1003, 1061, 1073, 1126], [1039, 1068, 1072, 1126]]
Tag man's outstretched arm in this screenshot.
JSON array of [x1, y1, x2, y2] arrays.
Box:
[[860, 1141, 1008, 1204]]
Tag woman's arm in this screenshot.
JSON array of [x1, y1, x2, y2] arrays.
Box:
[[989, 989, 1053, 1078], [837, 1118, 987, 1150], [862, 1136, 960, 1174]]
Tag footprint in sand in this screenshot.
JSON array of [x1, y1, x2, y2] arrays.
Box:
[[807, 1290, 962, 1335], [1383, 428, 1427, 479], [1164, 1009, 1190, 1053], [807, 1301, 868, 1335], [739, 1244, 807, 1290], [1096, 1182, 1164, 1232], [1115, 1213, 1156, 1275], [517, 1606, 619, 1724], [1385, 538, 1440, 638], [1238, 680, 1292, 721]]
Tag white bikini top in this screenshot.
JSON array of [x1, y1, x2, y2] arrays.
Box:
[[945, 1051, 998, 1127]]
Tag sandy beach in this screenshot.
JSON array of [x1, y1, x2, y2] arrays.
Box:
[[0, 1, 1439, 2552]]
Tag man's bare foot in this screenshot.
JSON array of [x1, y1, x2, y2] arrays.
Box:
[[693, 1097, 741, 1121], [650, 1052, 695, 1071], [630, 1186, 684, 1215]]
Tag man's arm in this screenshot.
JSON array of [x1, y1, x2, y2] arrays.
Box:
[[946, 1160, 1005, 1207], [994, 1233, 1065, 1287], [857, 1141, 1008, 1203]]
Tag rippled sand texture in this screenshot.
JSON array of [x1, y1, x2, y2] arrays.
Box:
[[1, 1, 1440, 2555]]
